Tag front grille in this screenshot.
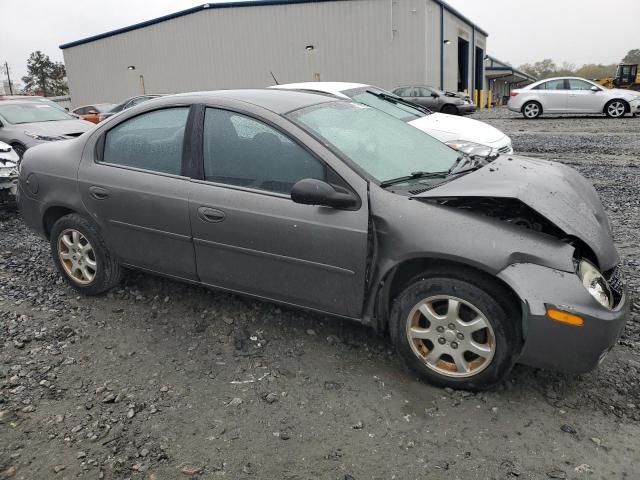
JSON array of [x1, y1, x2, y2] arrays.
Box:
[[605, 265, 624, 306], [498, 145, 512, 154]]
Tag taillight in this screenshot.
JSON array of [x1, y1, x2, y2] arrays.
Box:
[[510, 92, 519, 97]]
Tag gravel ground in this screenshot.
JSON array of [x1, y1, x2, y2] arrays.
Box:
[[1, 108, 639, 480]]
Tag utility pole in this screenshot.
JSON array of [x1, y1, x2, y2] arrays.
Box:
[[3, 61, 14, 95]]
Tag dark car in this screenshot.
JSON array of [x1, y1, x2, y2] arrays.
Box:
[[392, 86, 477, 115], [98, 94, 165, 122], [72, 104, 115, 124], [17, 90, 628, 390]]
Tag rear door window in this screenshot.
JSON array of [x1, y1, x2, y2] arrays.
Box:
[[102, 107, 189, 175]]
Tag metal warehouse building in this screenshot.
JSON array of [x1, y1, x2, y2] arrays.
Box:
[[61, 0, 489, 108]]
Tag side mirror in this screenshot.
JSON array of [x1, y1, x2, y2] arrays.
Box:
[[431, 92, 439, 98], [291, 178, 358, 209], [590, 86, 600, 92]]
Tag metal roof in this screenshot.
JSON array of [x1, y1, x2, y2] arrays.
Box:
[[485, 55, 537, 83], [59, 0, 488, 50]]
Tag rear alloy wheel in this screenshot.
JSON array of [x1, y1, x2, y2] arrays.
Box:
[[390, 273, 521, 390], [522, 101, 541, 119], [605, 100, 627, 118], [50, 213, 122, 295]]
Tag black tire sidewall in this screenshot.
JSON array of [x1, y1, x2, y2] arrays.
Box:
[[390, 276, 519, 390], [50, 214, 113, 295], [441, 104, 458, 115]]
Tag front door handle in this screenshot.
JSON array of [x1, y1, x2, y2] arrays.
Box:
[[89, 186, 110, 200], [198, 207, 226, 223]]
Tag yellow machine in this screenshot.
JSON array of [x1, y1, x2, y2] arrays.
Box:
[[597, 64, 640, 91]]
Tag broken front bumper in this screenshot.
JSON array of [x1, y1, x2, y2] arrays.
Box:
[[498, 263, 629, 374]]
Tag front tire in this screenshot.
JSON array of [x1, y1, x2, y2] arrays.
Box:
[[605, 99, 627, 118], [11, 143, 26, 159], [440, 104, 459, 115], [521, 101, 542, 119], [50, 214, 122, 295], [389, 272, 521, 390]]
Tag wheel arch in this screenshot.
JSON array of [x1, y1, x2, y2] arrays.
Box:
[[371, 257, 524, 336], [603, 98, 630, 114], [42, 205, 81, 239], [521, 100, 542, 114]]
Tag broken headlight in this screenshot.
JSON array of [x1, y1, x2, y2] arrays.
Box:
[[578, 260, 613, 309], [445, 140, 498, 160]]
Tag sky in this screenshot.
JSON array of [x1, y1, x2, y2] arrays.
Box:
[[1, 0, 639, 84]]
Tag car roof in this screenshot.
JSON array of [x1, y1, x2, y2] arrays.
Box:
[[166, 88, 341, 114], [270, 82, 369, 98], [529, 76, 598, 86]]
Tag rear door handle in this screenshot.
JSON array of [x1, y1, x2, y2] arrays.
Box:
[[198, 206, 226, 223], [89, 186, 110, 200]]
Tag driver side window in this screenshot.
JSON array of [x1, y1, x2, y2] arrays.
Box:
[[202, 108, 326, 195]]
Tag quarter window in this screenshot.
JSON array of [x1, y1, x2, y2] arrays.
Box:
[[203, 108, 325, 195], [102, 107, 189, 175]]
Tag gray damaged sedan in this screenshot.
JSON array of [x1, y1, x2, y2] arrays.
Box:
[[17, 90, 628, 389]]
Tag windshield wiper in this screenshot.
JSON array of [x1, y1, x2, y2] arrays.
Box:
[[380, 170, 448, 188], [367, 90, 432, 115]]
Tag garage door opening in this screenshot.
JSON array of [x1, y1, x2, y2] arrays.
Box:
[[457, 38, 469, 93]]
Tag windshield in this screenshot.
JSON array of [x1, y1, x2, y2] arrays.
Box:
[[0, 102, 75, 124], [345, 87, 425, 121], [290, 102, 459, 182]]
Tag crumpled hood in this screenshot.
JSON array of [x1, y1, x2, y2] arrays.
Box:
[[20, 119, 94, 137], [409, 113, 506, 144], [413, 155, 619, 270]]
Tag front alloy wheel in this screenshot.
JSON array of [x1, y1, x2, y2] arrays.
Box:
[[606, 100, 626, 118], [406, 295, 495, 377], [390, 273, 521, 390]]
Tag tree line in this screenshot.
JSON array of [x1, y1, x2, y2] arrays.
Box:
[[518, 49, 640, 81]]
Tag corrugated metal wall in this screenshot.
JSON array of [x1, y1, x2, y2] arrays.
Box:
[[63, 0, 486, 107]]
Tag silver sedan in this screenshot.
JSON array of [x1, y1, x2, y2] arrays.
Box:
[[508, 77, 640, 119]]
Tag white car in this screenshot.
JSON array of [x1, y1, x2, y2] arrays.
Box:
[[508, 77, 640, 119], [0, 141, 19, 204], [270, 82, 513, 155]]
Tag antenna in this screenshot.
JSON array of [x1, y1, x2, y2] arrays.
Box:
[[270, 71, 279, 85]]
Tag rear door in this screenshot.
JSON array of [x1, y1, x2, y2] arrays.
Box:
[[78, 106, 197, 280], [188, 105, 369, 317], [567, 79, 604, 113], [534, 79, 568, 112]]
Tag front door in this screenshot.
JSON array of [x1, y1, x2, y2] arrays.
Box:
[[78, 106, 197, 280], [567, 79, 604, 113], [189, 107, 369, 317]]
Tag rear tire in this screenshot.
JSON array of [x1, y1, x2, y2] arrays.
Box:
[[50, 214, 122, 295], [604, 99, 627, 118], [440, 104, 459, 115], [521, 101, 542, 119], [389, 270, 521, 390]]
